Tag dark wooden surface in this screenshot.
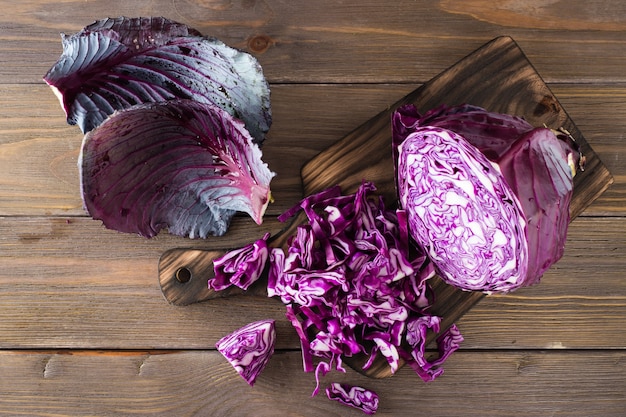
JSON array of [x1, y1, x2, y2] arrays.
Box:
[[0, 1, 625, 416], [159, 36, 613, 379]]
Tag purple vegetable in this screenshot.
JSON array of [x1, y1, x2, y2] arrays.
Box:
[[393, 104, 534, 161], [79, 99, 274, 238], [496, 127, 578, 286], [210, 233, 271, 290], [403, 316, 463, 382], [215, 319, 276, 386], [396, 126, 529, 293], [325, 383, 379, 415], [44, 17, 271, 143], [393, 104, 581, 292], [268, 182, 460, 387]]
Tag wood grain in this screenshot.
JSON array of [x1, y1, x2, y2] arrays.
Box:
[[2, 1, 626, 84], [0, 1, 624, 415], [0, 350, 624, 417]]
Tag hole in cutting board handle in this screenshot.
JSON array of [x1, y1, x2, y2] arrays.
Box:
[[175, 267, 192, 283]]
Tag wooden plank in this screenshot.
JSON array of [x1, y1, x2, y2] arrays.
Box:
[[0, 350, 624, 416], [549, 83, 626, 215], [0, 83, 624, 218], [0, 216, 624, 350], [2, 1, 626, 84]]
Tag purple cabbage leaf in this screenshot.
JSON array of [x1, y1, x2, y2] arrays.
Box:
[[393, 104, 581, 292], [43, 16, 271, 143], [215, 319, 276, 386], [402, 316, 463, 382], [496, 127, 579, 286], [393, 103, 535, 160], [209, 232, 271, 290], [325, 383, 379, 415], [79, 99, 275, 238]]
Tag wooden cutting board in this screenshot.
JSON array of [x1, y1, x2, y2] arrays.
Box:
[[158, 36, 613, 378]]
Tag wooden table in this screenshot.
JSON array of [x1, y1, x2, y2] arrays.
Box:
[[1, 1, 624, 416]]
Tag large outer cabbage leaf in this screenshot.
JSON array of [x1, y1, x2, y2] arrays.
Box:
[[396, 126, 529, 292], [394, 103, 535, 160], [79, 99, 275, 238], [44, 17, 271, 143], [496, 127, 576, 286]]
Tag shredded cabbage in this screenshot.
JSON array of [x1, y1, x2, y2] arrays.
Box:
[[325, 383, 379, 415], [269, 182, 463, 391], [210, 233, 271, 291]]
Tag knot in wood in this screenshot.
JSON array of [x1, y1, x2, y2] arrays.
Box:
[[533, 94, 561, 117], [248, 34, 273, 54]]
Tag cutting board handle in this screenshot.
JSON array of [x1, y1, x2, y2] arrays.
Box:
[[159, 211, 306, 305], [158, 248, 244, 306]]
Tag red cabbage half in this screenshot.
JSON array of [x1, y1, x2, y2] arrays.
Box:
[[393, 104, 581, 292], [397, 126, 528, 293], [79, 99, 274, 238], [215, 319, 276, 386], [44, 17, 271, 143]]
